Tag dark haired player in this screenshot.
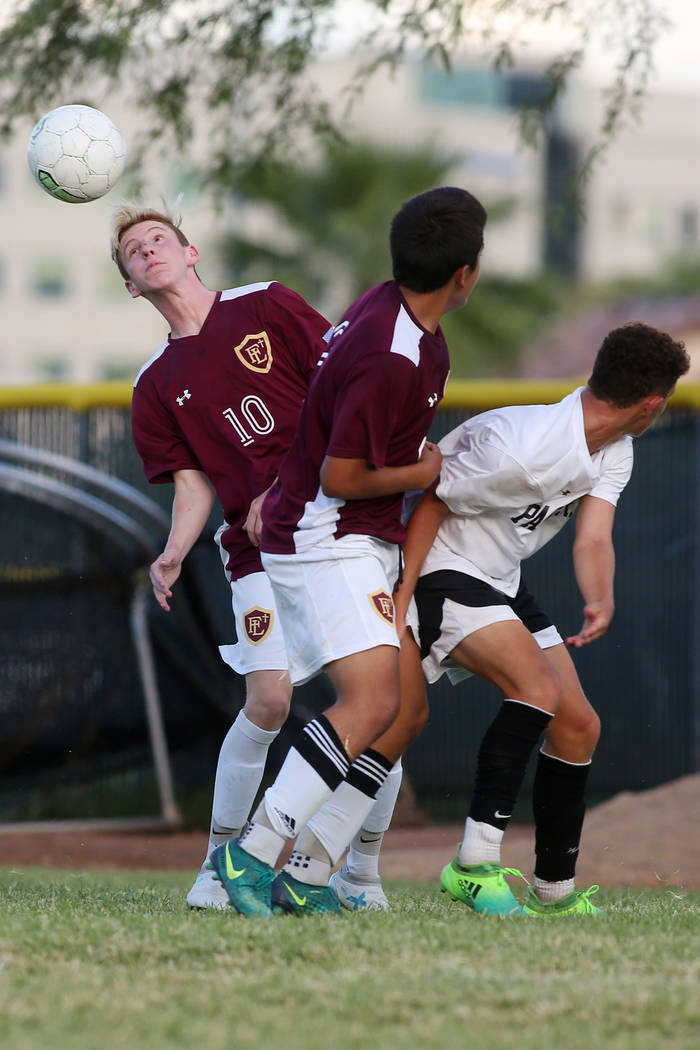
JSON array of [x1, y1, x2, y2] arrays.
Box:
[[208, 186, 488, 917], [394, 322, 690, 916]]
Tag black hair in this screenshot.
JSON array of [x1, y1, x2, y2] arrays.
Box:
[[390, 186, 487, 292], [588, 323, 690, 406]]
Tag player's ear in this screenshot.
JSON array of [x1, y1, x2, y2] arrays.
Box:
[[186, 244, 200, 268], [125, 280, 142, 299], [644, 393, 665, 415]]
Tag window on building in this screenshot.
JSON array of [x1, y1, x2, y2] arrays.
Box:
[[680, 206, 698, 250], [99, 360, 140, 381], [31, 259, 70, 298], [33, 356, 70, 380]]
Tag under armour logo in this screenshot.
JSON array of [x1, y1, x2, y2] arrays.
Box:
[[561, 489, 571, 496], [428, 392, 439, 407], [176, 389, 191, 406]]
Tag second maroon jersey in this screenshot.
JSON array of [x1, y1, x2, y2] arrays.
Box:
[[260, 281, 450, 555], [131, 281, 333, 577]]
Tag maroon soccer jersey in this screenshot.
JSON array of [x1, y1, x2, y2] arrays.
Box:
[[131, 281, 332, 577], [260, 281, 450, 554]]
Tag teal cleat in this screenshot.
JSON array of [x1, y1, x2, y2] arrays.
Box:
[[440, 858, 525, 916], [523, 884, 605, 917], [207, 839, 275, 919], [271, 871, 343, 916]]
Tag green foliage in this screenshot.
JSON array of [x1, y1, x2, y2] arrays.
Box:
[[218, 138, 454, 306], [0, 1, 669, 194], [217, 138, 568, 376], [1, 868, 698, 1050]]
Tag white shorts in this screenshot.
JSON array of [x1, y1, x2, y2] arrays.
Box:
[[414, 569, 563, 685], [261, 536, 401, 686], [218, 571, 289, 676]]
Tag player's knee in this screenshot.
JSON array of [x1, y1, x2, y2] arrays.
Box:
[[243, 686, 291, 730], [579, 706, 601, 751], [525, 664, 562, 714], [547, 702, 600, 760]]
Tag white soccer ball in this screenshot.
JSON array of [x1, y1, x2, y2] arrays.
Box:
[[27, 104, 126, 203]]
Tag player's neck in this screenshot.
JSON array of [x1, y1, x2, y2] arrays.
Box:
[[580, 387, 634, 453], [399, 286, 448, 334], [150, 281, 217, 340]]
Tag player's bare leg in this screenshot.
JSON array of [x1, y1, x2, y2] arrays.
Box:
[[323, 631, 428, 909], [441, 621, 559, 915], [211, 645, 401, 916], [523, 644, 605, 915]]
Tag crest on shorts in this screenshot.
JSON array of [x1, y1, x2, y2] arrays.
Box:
[[243, 606, 273, 645], [369, 590, 395, 626], [234, 331, 272, 373]]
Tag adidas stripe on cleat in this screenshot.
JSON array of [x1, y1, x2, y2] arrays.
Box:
[[440, 857, 525, 916], [523, 884, 605, 917], [207, 839, 276, 919], [271, 872, 343, 916]]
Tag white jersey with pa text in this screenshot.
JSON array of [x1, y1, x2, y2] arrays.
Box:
[[421, 387, 634, 596]]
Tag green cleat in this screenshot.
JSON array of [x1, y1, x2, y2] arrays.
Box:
[[271, 872, 343, 916], [207, 839, 275, 919], [440, 858, 525, 916], [523, 884, 605, 917]]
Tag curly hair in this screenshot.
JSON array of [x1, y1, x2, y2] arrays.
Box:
[[588, 323, 690, 406], [109, 204, 189, 279]]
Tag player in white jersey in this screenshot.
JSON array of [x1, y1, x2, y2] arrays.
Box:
[[113, 205, 403, 911], [395, 322, 689, 916]]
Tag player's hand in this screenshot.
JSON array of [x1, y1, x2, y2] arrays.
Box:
[[415, 441, 442, 489], [244, 489, 268, 547], [566, 600, 614, 648], [149, 547, 183, 612]]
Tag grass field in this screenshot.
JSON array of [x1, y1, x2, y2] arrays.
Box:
[[1, 868, 698, 1050]]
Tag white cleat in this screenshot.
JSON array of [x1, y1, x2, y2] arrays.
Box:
[[186, 867, 231, 910], [329, 864, 390, 912]]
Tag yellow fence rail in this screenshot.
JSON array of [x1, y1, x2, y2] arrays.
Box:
[[2, 379, 700, 412]]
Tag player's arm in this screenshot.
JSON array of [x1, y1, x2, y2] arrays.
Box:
[[393, 482, 452, 635], [567, 494, 616, 648], [320, 442, 442, 500], [150, 469, 216, 611]]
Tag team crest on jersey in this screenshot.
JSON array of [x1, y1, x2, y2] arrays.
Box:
[[243, 606, 274, 645], [234, 331, 272, 373], [369, 590, 395, 626]]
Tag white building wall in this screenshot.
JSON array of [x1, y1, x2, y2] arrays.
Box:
[[2, 59, 700, 384]]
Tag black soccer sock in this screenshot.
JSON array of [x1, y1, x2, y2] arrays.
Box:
[[468, 699, 552, 831], [533, 750, 590, 882]]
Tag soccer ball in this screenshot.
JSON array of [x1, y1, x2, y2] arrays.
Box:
[[27, 104, 126, 204]]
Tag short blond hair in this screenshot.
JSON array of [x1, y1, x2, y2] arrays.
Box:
[[110, 204, 189, 279]]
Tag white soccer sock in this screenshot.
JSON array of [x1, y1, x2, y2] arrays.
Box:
[[346, 760, 402, 880], [458, 816, 504, 866], [204, 710, 279, 861], [241, 745, 336, 867], [305, 780, 376, 867], [534, 876, 575, 903]]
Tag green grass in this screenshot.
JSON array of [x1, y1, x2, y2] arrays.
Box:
[[1, 868, 698, 1050]]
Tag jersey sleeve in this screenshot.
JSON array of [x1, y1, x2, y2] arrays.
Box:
[[589, 436, 634, 506], [326, 353, 411, 468], [131, 379, 203, 484], [265, 283, 333, 385], [436, 435, 541, 515]]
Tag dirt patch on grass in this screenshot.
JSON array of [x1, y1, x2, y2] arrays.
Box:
[[1, 774, 697, 889]]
